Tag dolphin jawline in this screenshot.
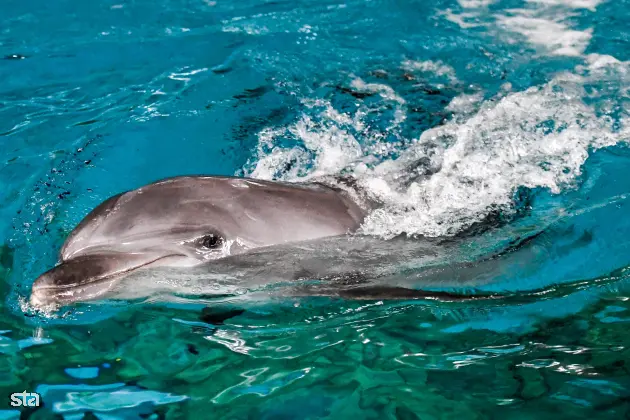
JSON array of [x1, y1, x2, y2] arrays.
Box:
[[29, 253, 184, 307]]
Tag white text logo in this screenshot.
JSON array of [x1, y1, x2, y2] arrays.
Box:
[[10, 391, 40, 407]]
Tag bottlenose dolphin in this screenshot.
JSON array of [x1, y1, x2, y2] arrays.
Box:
[[29, 175, 542, 309], [30, 176, 369, 307]]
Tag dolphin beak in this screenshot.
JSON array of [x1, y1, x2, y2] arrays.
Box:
[[30, 252, 167, 307]]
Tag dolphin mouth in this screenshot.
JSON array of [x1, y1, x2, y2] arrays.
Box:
[[29, 252, 182, 308], [30, 275, 123, 308]]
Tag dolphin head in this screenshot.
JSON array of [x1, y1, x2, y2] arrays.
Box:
[[30, 176, 366, 307]]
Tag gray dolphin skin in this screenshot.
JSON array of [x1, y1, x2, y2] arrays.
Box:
[[29, 175, 543, 309], [30, 176, 368, 307]]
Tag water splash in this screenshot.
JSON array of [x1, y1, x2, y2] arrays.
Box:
[[241, 56, 628, 238]]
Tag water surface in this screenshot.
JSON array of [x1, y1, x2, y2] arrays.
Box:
[[1, 0, 630, 418]]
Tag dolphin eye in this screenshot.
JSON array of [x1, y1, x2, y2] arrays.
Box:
[[200, 234, 222, 249]]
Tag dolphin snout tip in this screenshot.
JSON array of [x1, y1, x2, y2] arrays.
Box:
[[29, 289, 58, 312], [29, 290, 48, 308], [29, 274, 57, 308]]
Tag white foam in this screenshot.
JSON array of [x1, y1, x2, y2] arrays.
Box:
[[362, 58, 628, 237], [401, 60, 460, 83], [497, 13, 593, 56], [444, 0, 602, 57], [222, 24, 269, 35], [445, 92, 484, 116], [457, 0, 495, 9], [440, 9, 484, 28], [580, 53, 629, 80], [244, 81, 407, 181], [246, 102, 364, 180], [241, 58, 628, 239], [525, 0, 604, 11], [350, 78, 406, 105], [247, 106, 362, 180], [585, 53, 622, 68], [361, 90, 617, 236], [458, 0, 496, 8]]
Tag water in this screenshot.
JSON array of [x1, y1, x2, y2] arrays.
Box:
[[1, 0, 629, 417]]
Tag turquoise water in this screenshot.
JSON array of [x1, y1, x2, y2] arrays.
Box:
[[1, 0, 630, 417]]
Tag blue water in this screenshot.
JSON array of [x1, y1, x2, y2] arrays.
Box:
[[1, 0, 630, 418]]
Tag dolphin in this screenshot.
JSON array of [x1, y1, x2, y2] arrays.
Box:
[[29, 176, 370, 307], [29, 175, 545, 309]]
